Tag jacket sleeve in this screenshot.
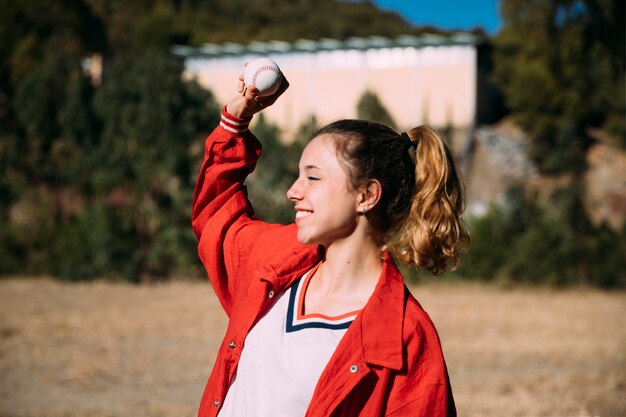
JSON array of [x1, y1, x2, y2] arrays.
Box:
[[191, 106, 273, 315]]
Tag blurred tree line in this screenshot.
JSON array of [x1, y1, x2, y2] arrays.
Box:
[[0, 0, 624, 286], [456, 0, 626, 288], [85, 0, 430, 55], [0, 0, 220, 280], [493, 0, 624, 173]]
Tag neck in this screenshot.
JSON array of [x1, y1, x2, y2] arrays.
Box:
[[315, 235, 383, 295]]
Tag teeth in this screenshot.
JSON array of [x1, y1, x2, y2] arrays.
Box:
[[295, 211, 312, 219]]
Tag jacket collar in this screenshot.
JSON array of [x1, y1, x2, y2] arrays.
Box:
[[358, 251, 405, 370]]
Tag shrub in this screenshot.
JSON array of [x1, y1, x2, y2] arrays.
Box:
[[458, 185, 626, 288]]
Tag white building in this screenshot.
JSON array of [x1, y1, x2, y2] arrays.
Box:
[[172, 33, 491, 141]]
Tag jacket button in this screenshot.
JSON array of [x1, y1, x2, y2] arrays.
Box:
[[268, 290, 275, 298], [214, 400, 220, 407], [228, 340, 236, 349], [350, 364, 359, 373]]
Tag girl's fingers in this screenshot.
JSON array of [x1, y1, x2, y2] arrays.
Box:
[[237, 73, 245, 93], [244, 85, 260, 100]]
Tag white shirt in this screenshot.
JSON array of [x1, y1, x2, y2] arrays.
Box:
[[219, 265, 359, 417]]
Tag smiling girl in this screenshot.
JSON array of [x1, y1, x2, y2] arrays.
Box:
[[192, 68, 468, 417]]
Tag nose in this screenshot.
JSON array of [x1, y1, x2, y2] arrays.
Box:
[[286, 177, 303, 202]]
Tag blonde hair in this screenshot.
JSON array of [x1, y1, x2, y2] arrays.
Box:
[[392, 126, 469, 274], [316, 121, 469, 275]]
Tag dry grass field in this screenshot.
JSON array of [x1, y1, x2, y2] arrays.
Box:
[[0, 278, 624, 417]]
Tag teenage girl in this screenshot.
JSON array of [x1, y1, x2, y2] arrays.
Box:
[[192, 68, 469, 417]]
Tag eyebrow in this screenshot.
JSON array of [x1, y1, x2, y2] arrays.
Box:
[[303, 165, 322, 171]]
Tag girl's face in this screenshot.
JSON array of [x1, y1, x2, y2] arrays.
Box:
[[286, 135, 360, 246]]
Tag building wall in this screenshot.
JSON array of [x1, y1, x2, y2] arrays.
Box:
[[181, 39, 477, 137]]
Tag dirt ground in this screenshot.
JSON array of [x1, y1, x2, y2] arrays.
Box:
[[0, 278, 624, 417]]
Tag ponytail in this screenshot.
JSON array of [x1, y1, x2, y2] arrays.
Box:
[[392, 126, 470, 274]]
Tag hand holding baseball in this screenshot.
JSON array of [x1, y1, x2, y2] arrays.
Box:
[[226, 58, 288, 119], [244, 58, 283, 97]]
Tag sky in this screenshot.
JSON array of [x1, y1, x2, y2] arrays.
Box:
[[372, 0, 503, 34]]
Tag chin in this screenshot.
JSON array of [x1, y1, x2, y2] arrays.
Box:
[[296, 231, 321, 246], [296, 234, 313, 245]]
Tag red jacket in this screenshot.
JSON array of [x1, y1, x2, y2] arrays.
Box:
[[192, 108, 456, 417]]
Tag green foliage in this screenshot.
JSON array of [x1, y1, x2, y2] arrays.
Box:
[[458, 185, 626, 288], [0, 0, 105, 94], [493, 0, 626, 173], [85, 51, 217, 280], [48, 202, 141, 280], [356, 90, 396, 129], [134, 4, 192, 52], [473, 0, 626, 288], [81, 0, 420, 55], [0, 188, 57, 275], [2, 47, 216, 281], [182, 0, 416, 45], [12, 47, 98, 189]]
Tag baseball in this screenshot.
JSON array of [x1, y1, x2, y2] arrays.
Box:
[[243, 57, 282, 97]]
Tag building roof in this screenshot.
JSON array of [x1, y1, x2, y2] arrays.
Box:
[[171, 33, 482, 58]]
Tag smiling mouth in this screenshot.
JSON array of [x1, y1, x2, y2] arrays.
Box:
[[295, 211, 312, 219]]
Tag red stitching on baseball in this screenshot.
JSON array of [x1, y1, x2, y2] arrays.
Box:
[[252, 65, 281, 85]]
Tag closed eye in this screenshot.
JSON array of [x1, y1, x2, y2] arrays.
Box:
[[307, 176, 320, 181]]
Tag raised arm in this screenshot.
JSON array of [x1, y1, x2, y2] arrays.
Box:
[[191, 71, 289, 315]]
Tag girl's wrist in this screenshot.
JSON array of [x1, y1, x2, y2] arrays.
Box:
[[226, 96, 257, 119], [225, 103, 241, 119], [220, 105, 252, 134]]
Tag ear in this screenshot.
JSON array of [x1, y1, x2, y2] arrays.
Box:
[[358, 179, 382, 212]]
